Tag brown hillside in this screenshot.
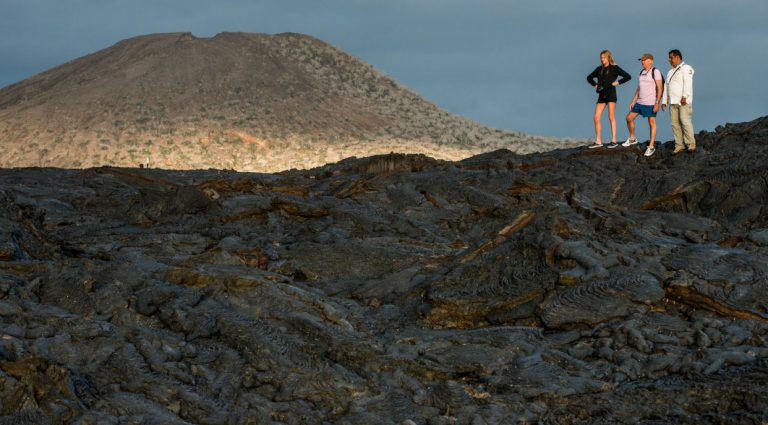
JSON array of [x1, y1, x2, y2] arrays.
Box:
[[0, 32, 583, 171]]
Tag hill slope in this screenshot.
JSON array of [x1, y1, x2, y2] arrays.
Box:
[[0, 32, 582, 171]]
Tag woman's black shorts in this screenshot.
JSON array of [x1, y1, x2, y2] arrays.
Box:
[[597, 88, 617, 104]]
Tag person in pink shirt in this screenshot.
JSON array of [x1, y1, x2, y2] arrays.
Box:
[[623, 53, 664, 157]]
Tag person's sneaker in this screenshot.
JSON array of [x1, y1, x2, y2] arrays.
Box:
[[622, 138, 638, 147], [607, 141, 619, 149], [672, 147, 685, 155], [644, 146, 656, 157], [588, 143, 603, 149]]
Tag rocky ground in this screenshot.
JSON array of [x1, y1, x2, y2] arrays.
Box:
[[1, 116, 767, 424]]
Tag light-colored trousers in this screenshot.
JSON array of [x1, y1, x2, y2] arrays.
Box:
[[669, 104, 695, 150]]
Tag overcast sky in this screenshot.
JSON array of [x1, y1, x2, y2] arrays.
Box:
[[1, 0, 766, 142]]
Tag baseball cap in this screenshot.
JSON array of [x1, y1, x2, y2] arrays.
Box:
[[638, 53, 654, 61]]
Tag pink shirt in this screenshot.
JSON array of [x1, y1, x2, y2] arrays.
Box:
[[637, 68, 662, 106]]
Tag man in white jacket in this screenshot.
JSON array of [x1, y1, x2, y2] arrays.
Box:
[[661, 49, 696, 153]]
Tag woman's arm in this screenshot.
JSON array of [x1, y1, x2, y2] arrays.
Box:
[[586, 66, 600, 87], [615, 65, 632, 85]]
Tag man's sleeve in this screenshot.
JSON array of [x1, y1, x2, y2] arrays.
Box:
[[682, 66, 694, 100]]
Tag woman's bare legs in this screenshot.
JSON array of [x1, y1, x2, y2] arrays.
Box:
[[607, 102, 617, 143], [593, 103, 606, 144]]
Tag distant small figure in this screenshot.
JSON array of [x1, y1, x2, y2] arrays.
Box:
[[586, 50, 632, 149], [623, 53, 664, 157], [661, 49, 696, 154]]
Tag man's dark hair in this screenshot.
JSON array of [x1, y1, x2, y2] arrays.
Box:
[[669, 49, 683, 59]]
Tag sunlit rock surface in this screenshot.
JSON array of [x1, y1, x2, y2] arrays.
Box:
[[1, 116, 767, 423]]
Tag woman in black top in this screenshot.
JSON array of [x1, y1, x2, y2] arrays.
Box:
[[586, 50, 631, 148]]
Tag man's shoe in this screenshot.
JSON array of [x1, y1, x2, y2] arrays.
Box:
[[622, 138, 638, 147], [687, 146, 697, 152], [588, 143, 603, 149], [607, 141, 619, 149], [673, 147, 685, 155], [644, 146, 656, 157]]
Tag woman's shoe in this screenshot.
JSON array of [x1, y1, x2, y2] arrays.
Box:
[[588, 142, 603, 149], [607, 141, 619, 149]]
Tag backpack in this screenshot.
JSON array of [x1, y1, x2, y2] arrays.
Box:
[[653, 67, 665, 92]]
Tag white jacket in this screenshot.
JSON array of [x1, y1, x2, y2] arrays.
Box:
[[662, 62, 694, 106]]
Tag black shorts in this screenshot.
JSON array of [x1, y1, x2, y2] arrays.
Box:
[[596, 88, 617, 104]]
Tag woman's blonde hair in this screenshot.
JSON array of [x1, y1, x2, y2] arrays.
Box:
[[600, 50, 616, 66]]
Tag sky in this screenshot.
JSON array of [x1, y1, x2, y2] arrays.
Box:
[[1, 0, 767, 142]]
